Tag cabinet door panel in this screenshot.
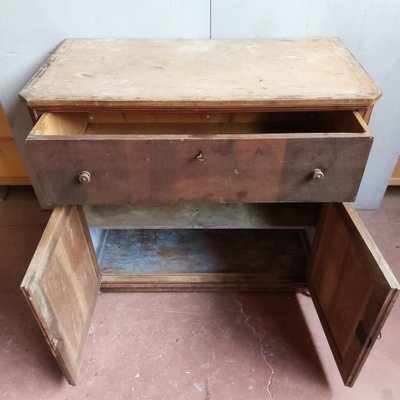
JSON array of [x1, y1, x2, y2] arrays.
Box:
[[309, 203, 399, 386], [21, 206, 100, 385]]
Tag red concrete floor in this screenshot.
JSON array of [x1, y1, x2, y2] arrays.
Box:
[[0, 187, 399, 400]]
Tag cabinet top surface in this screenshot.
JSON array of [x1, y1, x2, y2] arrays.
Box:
[[20, 38, 381, 110]]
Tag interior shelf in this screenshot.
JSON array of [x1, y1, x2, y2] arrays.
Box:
[[94, 228, 309, 291], [87, 203, 316, 291]]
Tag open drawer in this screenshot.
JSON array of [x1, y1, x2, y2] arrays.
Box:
[[21, 202, 398, 386], [26, 110, 372, 206]]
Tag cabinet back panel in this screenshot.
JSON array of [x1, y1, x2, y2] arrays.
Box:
[[85, 203, 320, 230], [94, 228, 307, 291]]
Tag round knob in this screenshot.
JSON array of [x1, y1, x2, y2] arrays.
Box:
[[196, 151, 205, 162], [312, 168, 325, 181], [78, 171, 91, 184]]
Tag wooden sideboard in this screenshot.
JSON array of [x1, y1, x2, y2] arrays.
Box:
[[19, 38, 399, 387]]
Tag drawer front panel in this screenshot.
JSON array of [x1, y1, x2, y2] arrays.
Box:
[[27, 135, 372, 205]]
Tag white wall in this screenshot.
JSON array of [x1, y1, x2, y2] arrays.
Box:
[[1, 0, 399, 208]]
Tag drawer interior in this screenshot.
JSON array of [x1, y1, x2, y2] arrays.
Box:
[[86, 203, 320, 291], [32, 110, 367, 136]]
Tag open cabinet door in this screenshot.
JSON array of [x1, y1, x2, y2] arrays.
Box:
[[309, 203, 399, 386], [21, 206, 101, 385]]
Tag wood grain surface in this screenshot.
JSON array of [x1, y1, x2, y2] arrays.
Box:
[[84, 203, 320, 229], [26, 132, 372, 205], [19, 38, 381, 110], [25, 109, 372, 205], [308, 203, 399, 386], [20, 206, 101, 385], [97, 228, 308, 291]]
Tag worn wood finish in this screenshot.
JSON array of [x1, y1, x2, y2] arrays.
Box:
[[19, 38, 381, 110], [19, 37, 397, 388], [32, 110, 367, 136], [85, 203, 320, 229], [96, 228, 309, 291], [25, 110, 372, 205], [20, 206, 101, 385], [26, 132, 372, 205], [83, 110, 365, 135], [308, 203, 399, 386], [358, 105, 374, 125], [98, 227, 306, 267], [27, 110, 371, 205], [91, 224, 310, 291], [100, 273, 307, 292], [86, 110, 366, 128]]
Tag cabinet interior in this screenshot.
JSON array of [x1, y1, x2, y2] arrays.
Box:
[[86, 203, 320, 290], [33, 110, 367, 136]]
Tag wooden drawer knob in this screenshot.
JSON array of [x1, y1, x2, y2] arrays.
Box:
[[78, 171, 91, 184], [312, 168, 325, 181]]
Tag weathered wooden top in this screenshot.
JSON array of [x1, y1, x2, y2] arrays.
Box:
[[20, 38, 381, 110]]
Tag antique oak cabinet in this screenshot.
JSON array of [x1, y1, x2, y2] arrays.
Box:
[[19, 38, 399, 387]]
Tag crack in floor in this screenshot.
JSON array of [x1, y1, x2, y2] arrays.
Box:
[[204, 378, 211, 400], [234, 295, 274, 400]]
